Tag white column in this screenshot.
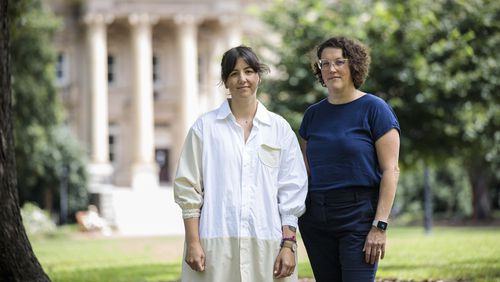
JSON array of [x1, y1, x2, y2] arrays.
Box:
[[206, 17, 243, 111], [222, 17, 242, 49], [84, 14, 113, 183], [129, 13, 159, 189], [171, 15, 200, 179], [209, 29, 227, 109], [175, 15, 200, 138]]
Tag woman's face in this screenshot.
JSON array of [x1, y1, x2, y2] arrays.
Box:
[[224, 58, 259, 99], [319, 47, 354, 93]]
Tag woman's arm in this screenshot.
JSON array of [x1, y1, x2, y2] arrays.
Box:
[[274, 130, 308, 278], [364, 128, 400, 264], [274, 225, 297, 278], [301, 140, 310, 176], [374, 128, 400, 225], [184, 217, 205, 272], [173, 127, 205, 271]]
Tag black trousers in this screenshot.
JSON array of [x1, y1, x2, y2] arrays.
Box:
[[298, 187, 379, 282]]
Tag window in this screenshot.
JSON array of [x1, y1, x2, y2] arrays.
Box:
[[197, 56, 203, 83], [55, 52, 67, 85], [155, 149, 170, 184], [108, 135, 115, 162], [152, 55, 159, 83], [107, 55, 115, 83], [56, 53, 64, 79]]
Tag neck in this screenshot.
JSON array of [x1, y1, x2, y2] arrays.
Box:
[[229, 98, 258, 121], [327, 87, 362, 105]]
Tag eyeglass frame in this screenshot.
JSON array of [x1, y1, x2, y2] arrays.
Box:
[[317, 58, 349, 70]]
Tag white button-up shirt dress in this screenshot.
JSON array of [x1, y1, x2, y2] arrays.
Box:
[[174, 100, 308, 282]]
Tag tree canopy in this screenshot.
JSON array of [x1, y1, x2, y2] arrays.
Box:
[[9, 0, 88, 220], [256, 0, 500, 219]]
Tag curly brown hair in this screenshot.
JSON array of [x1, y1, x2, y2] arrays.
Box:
[[312, 37, 371, 89]]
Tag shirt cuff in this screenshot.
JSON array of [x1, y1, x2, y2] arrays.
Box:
[[182, 209, 201, 219], [281, 214, 298, 228]]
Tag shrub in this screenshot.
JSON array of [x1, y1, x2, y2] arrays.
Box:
[[21, 202, 57, 236]]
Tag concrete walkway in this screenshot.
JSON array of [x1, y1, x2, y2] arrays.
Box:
[[110, 186, 185, 236]]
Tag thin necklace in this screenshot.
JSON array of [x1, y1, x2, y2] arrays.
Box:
[[229, 100, 255, 125]]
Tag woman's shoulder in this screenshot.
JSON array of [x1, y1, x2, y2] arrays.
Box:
[[362, 93, 389, 105], [266, 110, 293, 131], [190, 108, 219, 133], [358, 93, 395, 111], [304, 98, 328, 114]]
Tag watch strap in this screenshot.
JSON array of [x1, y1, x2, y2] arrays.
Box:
[[280, 240, 297, 253]]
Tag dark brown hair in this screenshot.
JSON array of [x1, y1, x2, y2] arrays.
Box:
[[312, 36, 371, 89], [220, 46, 269, 84]]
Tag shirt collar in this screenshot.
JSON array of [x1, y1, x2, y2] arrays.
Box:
[[215, 99, 233, 120], [254, 101, 272, 126], [215, 99, 272, 126]]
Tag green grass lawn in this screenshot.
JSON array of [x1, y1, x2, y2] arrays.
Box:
[[31, 226, 500, 282]]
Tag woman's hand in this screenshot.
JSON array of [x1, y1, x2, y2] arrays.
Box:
[[273, 247, 296, 278], [363, 227, 386, 264], [185, 241, 205, 272]]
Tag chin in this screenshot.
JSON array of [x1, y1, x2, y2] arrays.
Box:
[[327, 84, 343, 91]]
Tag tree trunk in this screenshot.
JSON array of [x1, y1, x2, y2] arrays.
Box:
[[0, 0, 51, 280], [467, 160, 492, 221]]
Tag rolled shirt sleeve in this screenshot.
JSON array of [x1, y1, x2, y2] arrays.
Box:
[[277, 129, 308, 228], [174, 126, 204, 219]]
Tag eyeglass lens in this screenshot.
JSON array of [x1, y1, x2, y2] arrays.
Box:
[[319, 59, 347, 70]]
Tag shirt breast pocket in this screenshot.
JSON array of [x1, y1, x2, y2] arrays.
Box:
[[258, 144, 281, 168]]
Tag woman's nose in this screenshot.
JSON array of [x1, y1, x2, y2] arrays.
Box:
[[237, 73, 246, 83], [328, 64, 338, 72]]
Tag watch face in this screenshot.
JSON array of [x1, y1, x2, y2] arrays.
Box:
[[282, 241, 297, 253], [377, 221, 388, 230]]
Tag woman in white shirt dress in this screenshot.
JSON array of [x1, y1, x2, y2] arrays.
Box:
[[174, 46, 308, 282]]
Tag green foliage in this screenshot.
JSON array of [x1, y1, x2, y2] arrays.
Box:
[[394, 160, 472, 223], [363, 0, 500, 170], [254, 0, 380, 130], [9, 0, 89, 217], [21, 202, 57, 236], [257, 0, 500, 218]]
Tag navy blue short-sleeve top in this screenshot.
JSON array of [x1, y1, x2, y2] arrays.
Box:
[[299, 94, 400, 192]]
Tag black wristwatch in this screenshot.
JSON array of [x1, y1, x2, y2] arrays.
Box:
[[372, 220, 388, 231]]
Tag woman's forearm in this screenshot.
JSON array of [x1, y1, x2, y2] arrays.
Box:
[[375, 167, 399, 221], [184, 217, 201, 245]]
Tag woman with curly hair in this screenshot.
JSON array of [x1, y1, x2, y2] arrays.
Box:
[[298, 36, 401, 281]]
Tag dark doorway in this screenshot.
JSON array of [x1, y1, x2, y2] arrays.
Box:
[[155, 149, 170, 184]]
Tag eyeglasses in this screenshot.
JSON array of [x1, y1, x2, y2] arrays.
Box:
[[318, 59, 348, 70]]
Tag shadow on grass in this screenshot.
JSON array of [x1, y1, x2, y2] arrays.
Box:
[[49, 263, 181, 282]]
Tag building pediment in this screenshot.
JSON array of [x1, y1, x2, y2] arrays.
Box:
[[80, 0, 243, 22]]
